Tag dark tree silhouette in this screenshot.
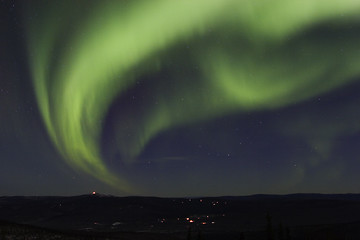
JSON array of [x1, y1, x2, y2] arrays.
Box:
[[266, 212, 274, 240], [197, 229, 203, 240], [239, 232, 245, 240], [187, 226, 192, 240], [285, 226, 291, 240], [278, 222, 284, 240]]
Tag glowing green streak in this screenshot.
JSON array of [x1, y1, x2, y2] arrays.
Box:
[[27, 0, 240, 190], [115, 0, 360, 159], [26, 0, 360, 191]]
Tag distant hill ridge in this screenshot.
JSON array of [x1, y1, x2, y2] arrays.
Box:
[[2, 192, 360, 199]]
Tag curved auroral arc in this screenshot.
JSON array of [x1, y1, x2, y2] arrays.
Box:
[[26, 0, 360, 192]]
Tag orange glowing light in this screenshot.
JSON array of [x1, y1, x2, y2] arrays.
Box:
[[92, 191, 96, 195]]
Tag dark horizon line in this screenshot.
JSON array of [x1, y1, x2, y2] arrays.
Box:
[[1, 192, 360, 199]]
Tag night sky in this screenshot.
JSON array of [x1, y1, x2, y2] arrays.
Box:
[[1, 0, 360, 197]]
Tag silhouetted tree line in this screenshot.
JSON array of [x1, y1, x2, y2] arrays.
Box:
[[185, 213, 291, 240], [187, 226, 204, 240], [266, 212, 291, 240], [186, 213, 293, 240]]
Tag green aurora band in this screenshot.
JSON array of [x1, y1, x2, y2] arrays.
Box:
[[25, 0, 360, 192]]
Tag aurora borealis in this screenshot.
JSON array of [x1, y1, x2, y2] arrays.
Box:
[[1, 0, 360, 196]]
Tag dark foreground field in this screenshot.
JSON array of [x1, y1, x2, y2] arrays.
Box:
[[1, 194, 360, 239]]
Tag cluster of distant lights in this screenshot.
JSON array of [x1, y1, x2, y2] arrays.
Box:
[[160, 198, 228, 226], [158, 216, 217, 225], [90, 193, 227, 227], [178, 198, 228, 206], [185, 217, 216, 225]]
